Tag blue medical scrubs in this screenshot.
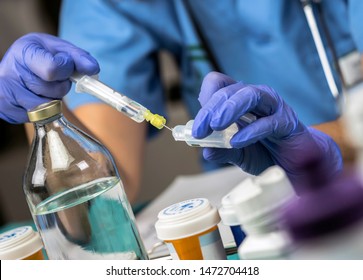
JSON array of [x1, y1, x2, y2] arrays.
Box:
[[57, 1, 363, 251], [59, 0, 363, 126], [59, 0, 363, 172]]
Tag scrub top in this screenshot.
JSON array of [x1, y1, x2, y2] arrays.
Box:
[[59, 0, 363, 127]]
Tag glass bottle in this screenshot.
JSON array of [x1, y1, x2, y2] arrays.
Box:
[[23, 100, 148, 260]]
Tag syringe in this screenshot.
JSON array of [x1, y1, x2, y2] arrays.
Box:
[[70, 73, 172, 130]]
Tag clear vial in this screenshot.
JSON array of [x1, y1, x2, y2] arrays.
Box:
[[172, 120, 238, 148]]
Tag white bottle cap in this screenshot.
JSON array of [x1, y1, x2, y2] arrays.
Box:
[[230, 166, 296, 225], [219, 191, 241, 226], [155, 198, 221, 240], [0, 226, 43, 260]]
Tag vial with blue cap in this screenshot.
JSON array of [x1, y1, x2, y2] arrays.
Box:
[[219, 190, 247, 250]]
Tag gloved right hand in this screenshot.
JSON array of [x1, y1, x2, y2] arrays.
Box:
[[192, 72, 343, 186], [0, 33, 99, 123]]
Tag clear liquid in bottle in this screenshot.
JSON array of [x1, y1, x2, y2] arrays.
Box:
[[33, 177, 143, 260]]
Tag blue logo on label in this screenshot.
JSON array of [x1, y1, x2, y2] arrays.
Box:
[[163, 198, 205, 215], [0, 227, 29, 243], [181, 203, 194, 210]]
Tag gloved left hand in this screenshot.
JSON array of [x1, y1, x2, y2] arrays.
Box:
[[0, 33, 100, 123], [192, 72, 343, 185]]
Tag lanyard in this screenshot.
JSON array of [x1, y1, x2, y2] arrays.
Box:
[[188, 0, 345, 106], [300, 0, 341, 101]]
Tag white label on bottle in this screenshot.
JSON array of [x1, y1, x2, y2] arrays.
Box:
[[166, 243, 180, 260], [165, 228, 226, 260], [199, 228, 227, 260]]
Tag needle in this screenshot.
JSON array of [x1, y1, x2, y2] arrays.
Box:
[[162, 124, 173, 131]]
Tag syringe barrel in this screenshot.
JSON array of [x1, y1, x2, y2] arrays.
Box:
[[73, 75, 146, 123]]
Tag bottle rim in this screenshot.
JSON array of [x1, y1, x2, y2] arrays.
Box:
[[27, 100, 62, 122]]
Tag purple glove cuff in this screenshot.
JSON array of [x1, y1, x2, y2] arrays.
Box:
[[285, 127, 343, 191]]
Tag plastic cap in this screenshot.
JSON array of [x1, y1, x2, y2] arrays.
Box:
[[219, 190, 242, 226], [155, 198, 221, 240], [172, 120, 195, 141], [230, 166, 296, 224], [0, 226, 43, 260], [27, 100, 62, 122], [172, 125, 186, 141]]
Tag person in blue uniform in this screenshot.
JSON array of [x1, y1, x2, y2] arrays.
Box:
[[1, 0, 357, 202]]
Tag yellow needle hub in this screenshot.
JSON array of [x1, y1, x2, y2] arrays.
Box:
[[144, 110, 166, 129]]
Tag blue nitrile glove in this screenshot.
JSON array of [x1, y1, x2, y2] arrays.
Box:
[[192, 72, 343, 185], [0, 33, 99, 123]]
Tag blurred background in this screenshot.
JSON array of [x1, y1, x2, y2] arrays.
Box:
[[0, 0, 201, 227]]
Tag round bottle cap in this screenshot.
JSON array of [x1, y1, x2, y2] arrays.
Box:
[[0, 226, 43, 260], [155, 198, 221, 240], [230, 166, 296, 225], [27, 100, 62, 122]]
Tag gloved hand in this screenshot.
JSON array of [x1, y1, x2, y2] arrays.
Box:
[[0, 33, 99, 123], [192, 72, 343, 185]]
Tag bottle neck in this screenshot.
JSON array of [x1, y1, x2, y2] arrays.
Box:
[[33, 113, 64, 127]]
